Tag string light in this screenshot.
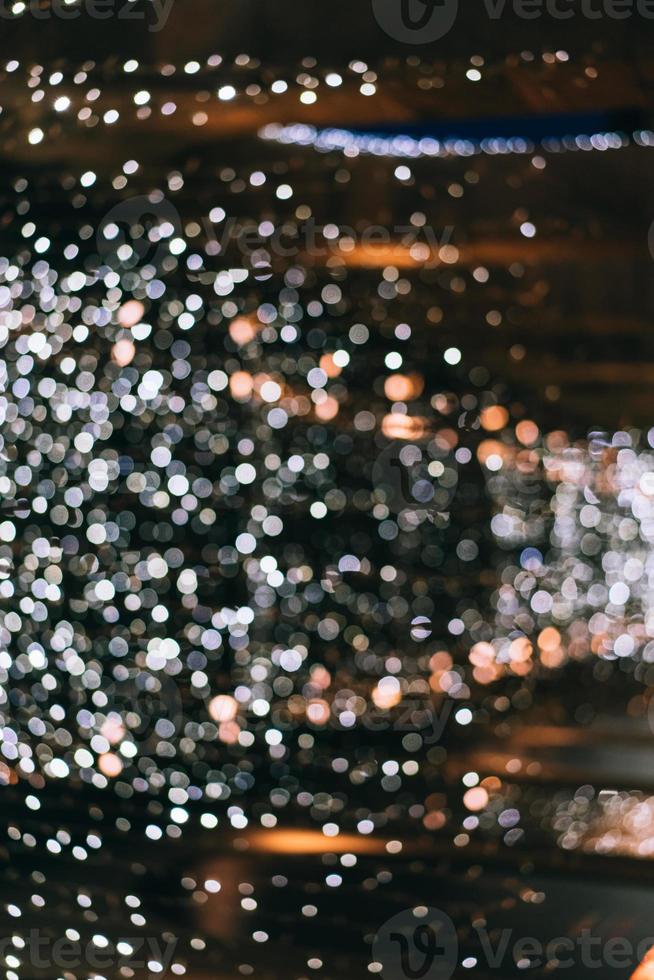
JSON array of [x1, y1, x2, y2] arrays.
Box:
[[260, 122, 654, 159]]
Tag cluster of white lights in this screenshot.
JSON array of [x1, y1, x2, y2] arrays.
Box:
[[485, 431, 654, 669]]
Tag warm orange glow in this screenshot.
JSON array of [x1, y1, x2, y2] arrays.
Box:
[[509, 637, 533, 663], [384, 373, 424, 401], [469, 642, 496, 667], [246, 829, 386, 855], [537, 627, 565, 667], [306, 699, 330, 725], [287, 695, 306, 716], [98, 752, 123, 777], [315, 396, 339, 420], [229, 371, 254, 399], [428, 651, 455, 692], [432, 393, 457, 414], [381, 414, 427, 439], [112, 338, 136, 366], [423, 810, 447, 830], [463, 787, 489, 811], [516, 419, 539, 445], [538, 627, 561, 652], [439, 244, 460, 264], [632, 949, 654, 978], [429, 651, 453, 672], [319, 353, 342, 378], [310, 665, 331, 689], [100, 716, 125, 745], [477, 439, 509, 463], [472, 663, 503, 684], [340, 244, 437, 269], [545, 430, 569, 451], [433, 427, 459, 451], [0, 762, 17, 785], [515, 448, 540, 475], [305, 238, 627, 271], [541, 646, 566, 668], [480, 405, 509, 431], [371, 679, 402, 709], [218, 720, 240, 744], [208, 694, 238, 723], [229, 316, 258, 345], [118, 300, 144, 328]]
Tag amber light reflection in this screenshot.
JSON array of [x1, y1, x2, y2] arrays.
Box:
[[246, 829, 389, 854], [633, 949, 654, 978]]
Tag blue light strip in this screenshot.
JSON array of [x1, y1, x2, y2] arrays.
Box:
[[260, 123, 654, 158]]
